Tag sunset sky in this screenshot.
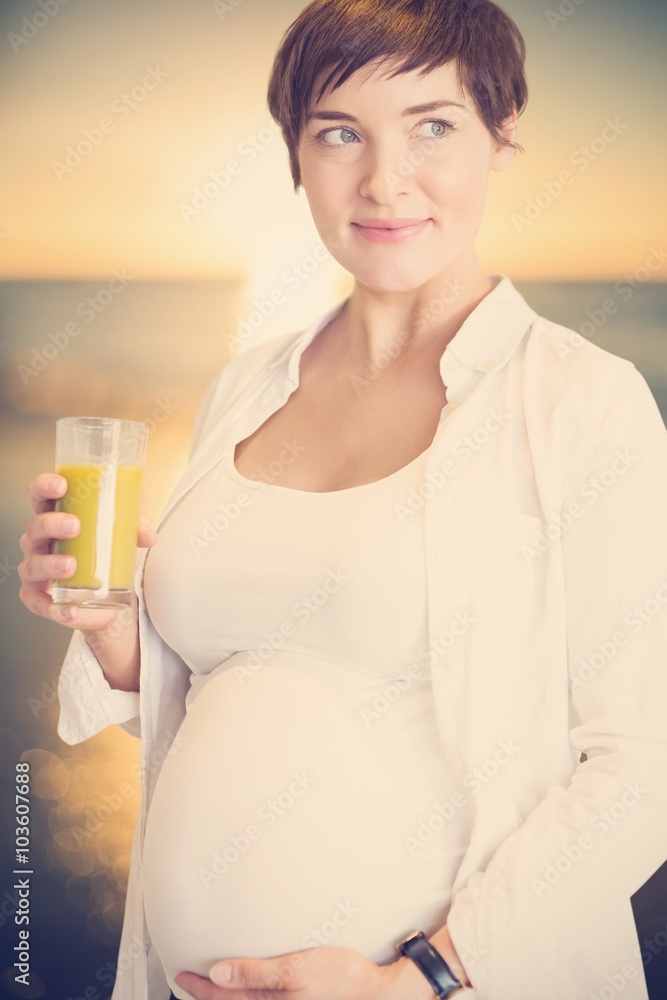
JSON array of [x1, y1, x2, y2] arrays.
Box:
[[1, 0, 665, 284]]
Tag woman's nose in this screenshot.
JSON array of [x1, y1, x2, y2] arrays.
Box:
[[358, 144, 411, 204]]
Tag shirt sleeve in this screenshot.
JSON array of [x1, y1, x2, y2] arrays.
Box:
[[446, 361, 667, 999], [56, 629, 141, 744]]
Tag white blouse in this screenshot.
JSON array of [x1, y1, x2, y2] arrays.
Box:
[[57, 275, 667, 1000]]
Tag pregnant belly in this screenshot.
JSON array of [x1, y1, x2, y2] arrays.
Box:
[[142, 654, 452, 995]]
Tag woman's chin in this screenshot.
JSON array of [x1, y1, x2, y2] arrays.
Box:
[[351, 265, 440, 296]]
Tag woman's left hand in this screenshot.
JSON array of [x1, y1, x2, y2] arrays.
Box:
[[174, 944, 405, 1000]]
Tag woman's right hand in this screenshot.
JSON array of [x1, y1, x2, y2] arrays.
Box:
[[18, 472, 158, 691]]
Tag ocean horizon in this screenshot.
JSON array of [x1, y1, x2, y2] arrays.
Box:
[[1, 277, 666, 415]]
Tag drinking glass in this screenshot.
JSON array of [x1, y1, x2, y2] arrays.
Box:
[[52, 416, 148, 608]]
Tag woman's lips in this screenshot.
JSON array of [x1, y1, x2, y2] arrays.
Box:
[[351, 219, 431, 244]]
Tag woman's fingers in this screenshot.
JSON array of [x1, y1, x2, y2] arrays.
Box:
[[18, 552, 76, 585], [27, 475, 156, 551], [19, 487, 80, 602], [137, 515, 158, 548], [21, 510, 80, 555], [53, 604, 120, 631], [27, 472, 68, 515], [20, 472, 154, 634], [18, 557, 121, 631], [20, 580, 69, 622]]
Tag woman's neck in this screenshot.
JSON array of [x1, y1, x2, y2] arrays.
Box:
[[336, 261, 498, 367]]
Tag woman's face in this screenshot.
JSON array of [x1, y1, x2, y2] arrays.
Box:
[[297, 58, 516, 294]]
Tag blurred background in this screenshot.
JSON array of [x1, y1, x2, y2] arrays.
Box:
[[1, 0, 665, 997]]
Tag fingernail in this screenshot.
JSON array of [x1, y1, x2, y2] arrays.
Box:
[[210, 963, 233, 985], [56, 556, 73, 574], [60, 607, 75, 621], [50, 476, 65, 492], [63, 517, 78, 534]]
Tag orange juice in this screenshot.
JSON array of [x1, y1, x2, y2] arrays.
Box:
[[54, 464, 143, 590]]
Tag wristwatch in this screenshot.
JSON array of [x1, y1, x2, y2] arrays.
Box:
[[396, 930, 465, 998]]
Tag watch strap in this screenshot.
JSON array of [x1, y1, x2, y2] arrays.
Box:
[[397, 930, 463, 998]]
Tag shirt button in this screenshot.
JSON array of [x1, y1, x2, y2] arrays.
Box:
[[449, 752, 465, 774], [482, 358, 497, 371]]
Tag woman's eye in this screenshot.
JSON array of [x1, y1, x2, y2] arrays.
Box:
[[417, 119, 454, 138], [318, 127, 359, 145]]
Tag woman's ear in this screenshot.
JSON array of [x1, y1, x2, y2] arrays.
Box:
[[490, 109, 519, 172]]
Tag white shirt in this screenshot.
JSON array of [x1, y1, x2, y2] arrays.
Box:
[[57, 274, 667, 1000]]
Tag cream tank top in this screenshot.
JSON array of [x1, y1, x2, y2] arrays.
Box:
[[142, 435, 471, 997]]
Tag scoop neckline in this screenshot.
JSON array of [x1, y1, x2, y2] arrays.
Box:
[[224, 442, 431, 497]]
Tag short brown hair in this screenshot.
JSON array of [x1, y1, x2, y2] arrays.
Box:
[[267, 0, 528, 190]]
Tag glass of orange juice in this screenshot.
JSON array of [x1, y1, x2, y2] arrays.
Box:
[[51, 416, 149, 609]]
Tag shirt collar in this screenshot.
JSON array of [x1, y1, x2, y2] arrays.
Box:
[[439, 273, 539, 400], [275, 274, 539, 400]]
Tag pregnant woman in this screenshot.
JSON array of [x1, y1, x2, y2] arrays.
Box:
[[18, 1, 667, 999]]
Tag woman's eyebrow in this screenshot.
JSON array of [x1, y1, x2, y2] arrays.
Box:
[[306, 99, 466, 123], [401, 100, 467, 115]]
